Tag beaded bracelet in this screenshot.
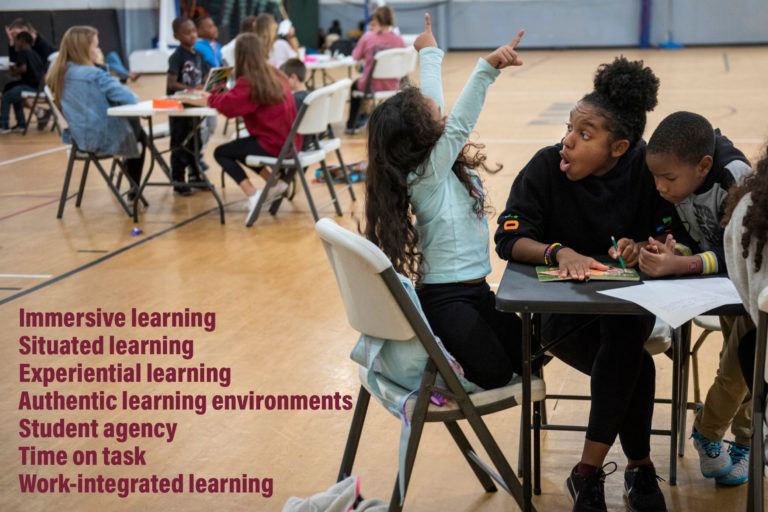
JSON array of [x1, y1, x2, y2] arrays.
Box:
[[544, 242, 563, 266]]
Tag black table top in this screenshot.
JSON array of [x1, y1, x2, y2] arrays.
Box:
[[496, 261, 746, 316]]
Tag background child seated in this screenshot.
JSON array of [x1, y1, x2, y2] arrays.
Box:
[[279, 58, 309, 110], [641, 111, 753, 486], [200, 33, 300, 225], [0, 31, 43, 133]]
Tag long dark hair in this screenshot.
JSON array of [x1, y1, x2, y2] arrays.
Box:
[[723, 144, 768, 272], [364, 86, 499, 286]]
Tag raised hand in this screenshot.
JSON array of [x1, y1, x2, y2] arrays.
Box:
[[413, 13, 437, 51], [484, 30, 525, 69]]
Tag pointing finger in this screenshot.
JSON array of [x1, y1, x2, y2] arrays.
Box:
[[424, 13, 432, 32], [509, 29, 525, 48]]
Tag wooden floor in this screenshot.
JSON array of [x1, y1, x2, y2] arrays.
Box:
[[1, 46, 767, 511]]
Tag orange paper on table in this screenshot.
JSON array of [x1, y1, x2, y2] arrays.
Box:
[[152, 98, 183, 110]]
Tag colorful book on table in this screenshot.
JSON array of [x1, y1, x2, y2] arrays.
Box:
[[535, 265, 640, 282]]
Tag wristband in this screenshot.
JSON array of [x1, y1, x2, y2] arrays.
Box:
[[544, 243, 563, 266], [550, 244, 565, 265]]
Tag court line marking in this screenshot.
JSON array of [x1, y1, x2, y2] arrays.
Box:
[[0, 197, 64, 222], [0, 203, 231, 306], [0, 145, 68, 167], [0, 274, 54, 279]]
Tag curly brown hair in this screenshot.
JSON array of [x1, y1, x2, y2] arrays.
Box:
[[364, 86, 499, 286], [722, 144, 768, 272]]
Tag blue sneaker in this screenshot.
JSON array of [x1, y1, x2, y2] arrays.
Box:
[[691, 429, 731, 478], [715, 441, 749, 486]]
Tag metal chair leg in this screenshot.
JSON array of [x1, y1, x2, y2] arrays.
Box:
[[318, 159, 343, 216], [337, 387, 370, 482], [691, 329, 713, 404], [75, 158, 90, 207], [444, 421, 497, 492], [57, 147, 78, 218]]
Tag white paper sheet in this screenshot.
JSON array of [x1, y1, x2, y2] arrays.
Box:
[[598, 278, 742, 328]]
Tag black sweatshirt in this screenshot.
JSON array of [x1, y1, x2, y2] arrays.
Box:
[[495, 142, 675, 261], [669, 131, 751, 273]]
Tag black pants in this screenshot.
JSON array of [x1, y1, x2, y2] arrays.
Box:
[[541, 313, 656, 460], [169, 117, 199, 182], [213, 135, 271, 184], [125, 118, 147, 186], [345, 81, 364, 129], [417, 280, 525, 390]]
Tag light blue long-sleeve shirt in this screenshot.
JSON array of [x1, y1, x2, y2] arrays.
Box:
[[60, 63, 139, 157], [408, 47, 500, 284]]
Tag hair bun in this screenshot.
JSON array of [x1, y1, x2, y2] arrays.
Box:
[[593, 56, 659, 114]]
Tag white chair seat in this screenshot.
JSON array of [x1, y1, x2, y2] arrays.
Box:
[[319, 138, 341, 152], [693, 315, 721, 331], [232, 127, 249, 140], [145, 122, 169, 139], [245, 149, 327, 169], [351, 89, 398, 101], [645, 317, 673, 355], [360, 367, 546, 420]]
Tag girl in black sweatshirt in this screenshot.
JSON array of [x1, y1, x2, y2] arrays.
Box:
[[495, 57, 671, 512]]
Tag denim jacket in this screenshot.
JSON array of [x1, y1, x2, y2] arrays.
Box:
[[61, 63, 140, 157]]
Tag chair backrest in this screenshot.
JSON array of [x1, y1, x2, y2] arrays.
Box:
[[760, 286, 768, 382], [315, 218, 418, 341], [372, 47, 416, 80], [221, 43, 234, 66], [326, 78, 352, 125], [44, 85, 68, 131], [296, 83, 335, 136]]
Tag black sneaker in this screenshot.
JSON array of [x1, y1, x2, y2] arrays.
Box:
[[173, 184, 193, 196], [188, 173, 205, 185], [565, 462, 616, 512], [624, 465, 667, 512]]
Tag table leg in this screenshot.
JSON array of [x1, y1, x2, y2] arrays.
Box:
[[522, 312, 533, 512], [188, 116, 225, 224]]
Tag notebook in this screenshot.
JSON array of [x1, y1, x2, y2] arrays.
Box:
[[535, 265, 640, 282], [203, 66, 233, 93]]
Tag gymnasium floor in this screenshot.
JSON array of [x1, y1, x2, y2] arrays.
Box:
[[1, 46, 767, 511]]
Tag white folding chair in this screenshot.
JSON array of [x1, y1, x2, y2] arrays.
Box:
[[22, 51, 60, 135], [349, 47, 416, 129], [243, 82, 355, 226], [55, 98, 145, 222], [315, 218, 545, 512], [747, 286, 768, 512]]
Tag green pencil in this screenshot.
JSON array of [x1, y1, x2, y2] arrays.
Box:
[[611, 236, 627, 270]]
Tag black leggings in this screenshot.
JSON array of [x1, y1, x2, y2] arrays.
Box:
[[125, 118, 147, 186], [213, 135, 272, 184], [417, 280, 525, 390], [345, 81, 364, 129], [541, 313, 656, 460]]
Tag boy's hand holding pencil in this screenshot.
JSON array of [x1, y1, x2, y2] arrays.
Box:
[[484, 30, 525, 69], [609, 236, 640, 268]]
